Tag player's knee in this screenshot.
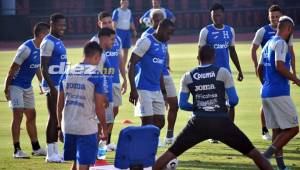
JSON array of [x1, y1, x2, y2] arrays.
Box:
[[291, 126, 299, 135]]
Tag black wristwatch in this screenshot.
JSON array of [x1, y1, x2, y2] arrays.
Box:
[[57, 126, 61, 131]]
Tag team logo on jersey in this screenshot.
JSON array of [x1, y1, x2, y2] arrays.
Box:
[[152, 57, 164, 64], [212, 32, 219, 35], [192, 71, 215, 80], [223, 31, 229, 39]]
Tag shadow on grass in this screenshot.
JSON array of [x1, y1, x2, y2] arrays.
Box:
[[177, 160, 258, 170]]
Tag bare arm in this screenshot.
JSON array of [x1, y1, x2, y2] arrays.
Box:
[[257, 64, 264, 84], [229, 46, 243, 81], [128, 53, 141, 105], [57, 89, 64, 142], [119, 54, 127, 94], [112, 22, 117, 31], [4, 63, 20, 100], [36, 67, 43, 83], [276, 61, 298, 82], [95, 93, 108, 141], [41, 57, 57, 96], [251, 44, 260, 76], [130, 23, 137, 38], [289, 46, 296, 76]]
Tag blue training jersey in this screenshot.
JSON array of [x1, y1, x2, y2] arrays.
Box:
[[260, 36, 291, 98], [40, 34, 67, 88], [133, 34, 167, 91], [199, 24, 234, 71], [260, 25, 276, 48], [11, 39, 40, 89]]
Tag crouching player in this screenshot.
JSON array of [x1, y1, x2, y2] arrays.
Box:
[[57, 42, 108, 170]]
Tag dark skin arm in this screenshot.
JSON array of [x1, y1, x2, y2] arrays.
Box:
[[4, 63, 20, 100], [229, 46, 243, 81], [41, 57, 57, 98], [128, 53, 141, 105]]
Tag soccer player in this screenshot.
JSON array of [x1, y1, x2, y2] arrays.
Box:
[[139, 0, 175, 27], [40, 13, 67, 162], [91, 11, 127, 151], [112, 0, 137, 66], [4, 22, 49, 158], [57, 42, 108, 170], [251, 5, 296, 141], [258, 16, 299, 170], [198, 4, 243, 142], [128, 19, 175, 129], [153, 45, 273, 170], [141, 9, 179, 144]]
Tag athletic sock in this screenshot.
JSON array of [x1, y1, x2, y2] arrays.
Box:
[[107, 133, 111, 144], [166, 130, 174, 138], [31, 141, 41, 151], [13, 142, 21, 154], [276, 156, 286, 170], [262, 127, 269, 135], [263, 145, 277, 159]]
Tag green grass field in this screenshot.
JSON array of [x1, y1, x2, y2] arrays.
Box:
[[0, 41, 299, 170]]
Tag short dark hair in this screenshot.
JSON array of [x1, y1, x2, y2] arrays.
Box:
[[158, 19, 175, 29], [198, 45, 215, 62], [97, 27, 115, 38], [268, 5, 282, 13], [98, 11, 111, 21], [50, 13, 65, 23], [33, 22, 50, 37], [210, 3, 224, 12], [84, 41, 103, 58]]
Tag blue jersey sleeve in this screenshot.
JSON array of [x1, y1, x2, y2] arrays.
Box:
[[165, 9, 174, 19], [112, 9, 119, 22], [179, 92, 193, 111], [225, 87, 239, 107], [140, 10, 151, 20], [59, 74, 66, 92], [88, 74, 106, 95]]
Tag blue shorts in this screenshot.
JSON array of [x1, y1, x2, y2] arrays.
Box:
[[63, 133, 98, 165], [116, 29, 131, 49]]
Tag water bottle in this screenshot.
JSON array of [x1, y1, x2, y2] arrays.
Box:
[[97, 140, 107, 160]]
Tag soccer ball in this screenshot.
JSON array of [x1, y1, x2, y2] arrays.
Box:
[[142, 17, 152, 27], [164, 158, 178, 170]]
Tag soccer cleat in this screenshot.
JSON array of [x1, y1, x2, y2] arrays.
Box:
[[164, 137, 175, 145], [46, 153, 63, 163], [32, 148, 47, 156], [208, 139, 219, 144], [158, 139, 165, 147], [262, 132, 272, 141], [13, 150, 30, 159], [106, 143, 116, 152]]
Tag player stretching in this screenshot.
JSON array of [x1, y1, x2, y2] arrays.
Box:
[[40, 13, 67, 162], [258, 16, 299, 170], [153, 45, 273, 170], [4, 22, 49, 158]]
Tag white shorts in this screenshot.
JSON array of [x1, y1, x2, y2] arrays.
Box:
[[9, 85, 35, 109], [105, 102, 114, 123], [163, 75, 177, 98], [134, 90, 165, 117], [112, 83, 122, 107], [262, 96, 298, 129]]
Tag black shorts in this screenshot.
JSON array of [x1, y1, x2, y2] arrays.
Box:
[[168, 116, 255, 156]]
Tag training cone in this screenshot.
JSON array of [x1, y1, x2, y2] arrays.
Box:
[[121, 119, 133, 124]]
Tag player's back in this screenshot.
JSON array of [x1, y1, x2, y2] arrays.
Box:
[[261, 36, 291, 98], [205, 24, 233, 71], [61, 63, 106, 135], [41, 34, 67, 88], [187, 65, 228, 115], [11, 39, 40, 89]]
